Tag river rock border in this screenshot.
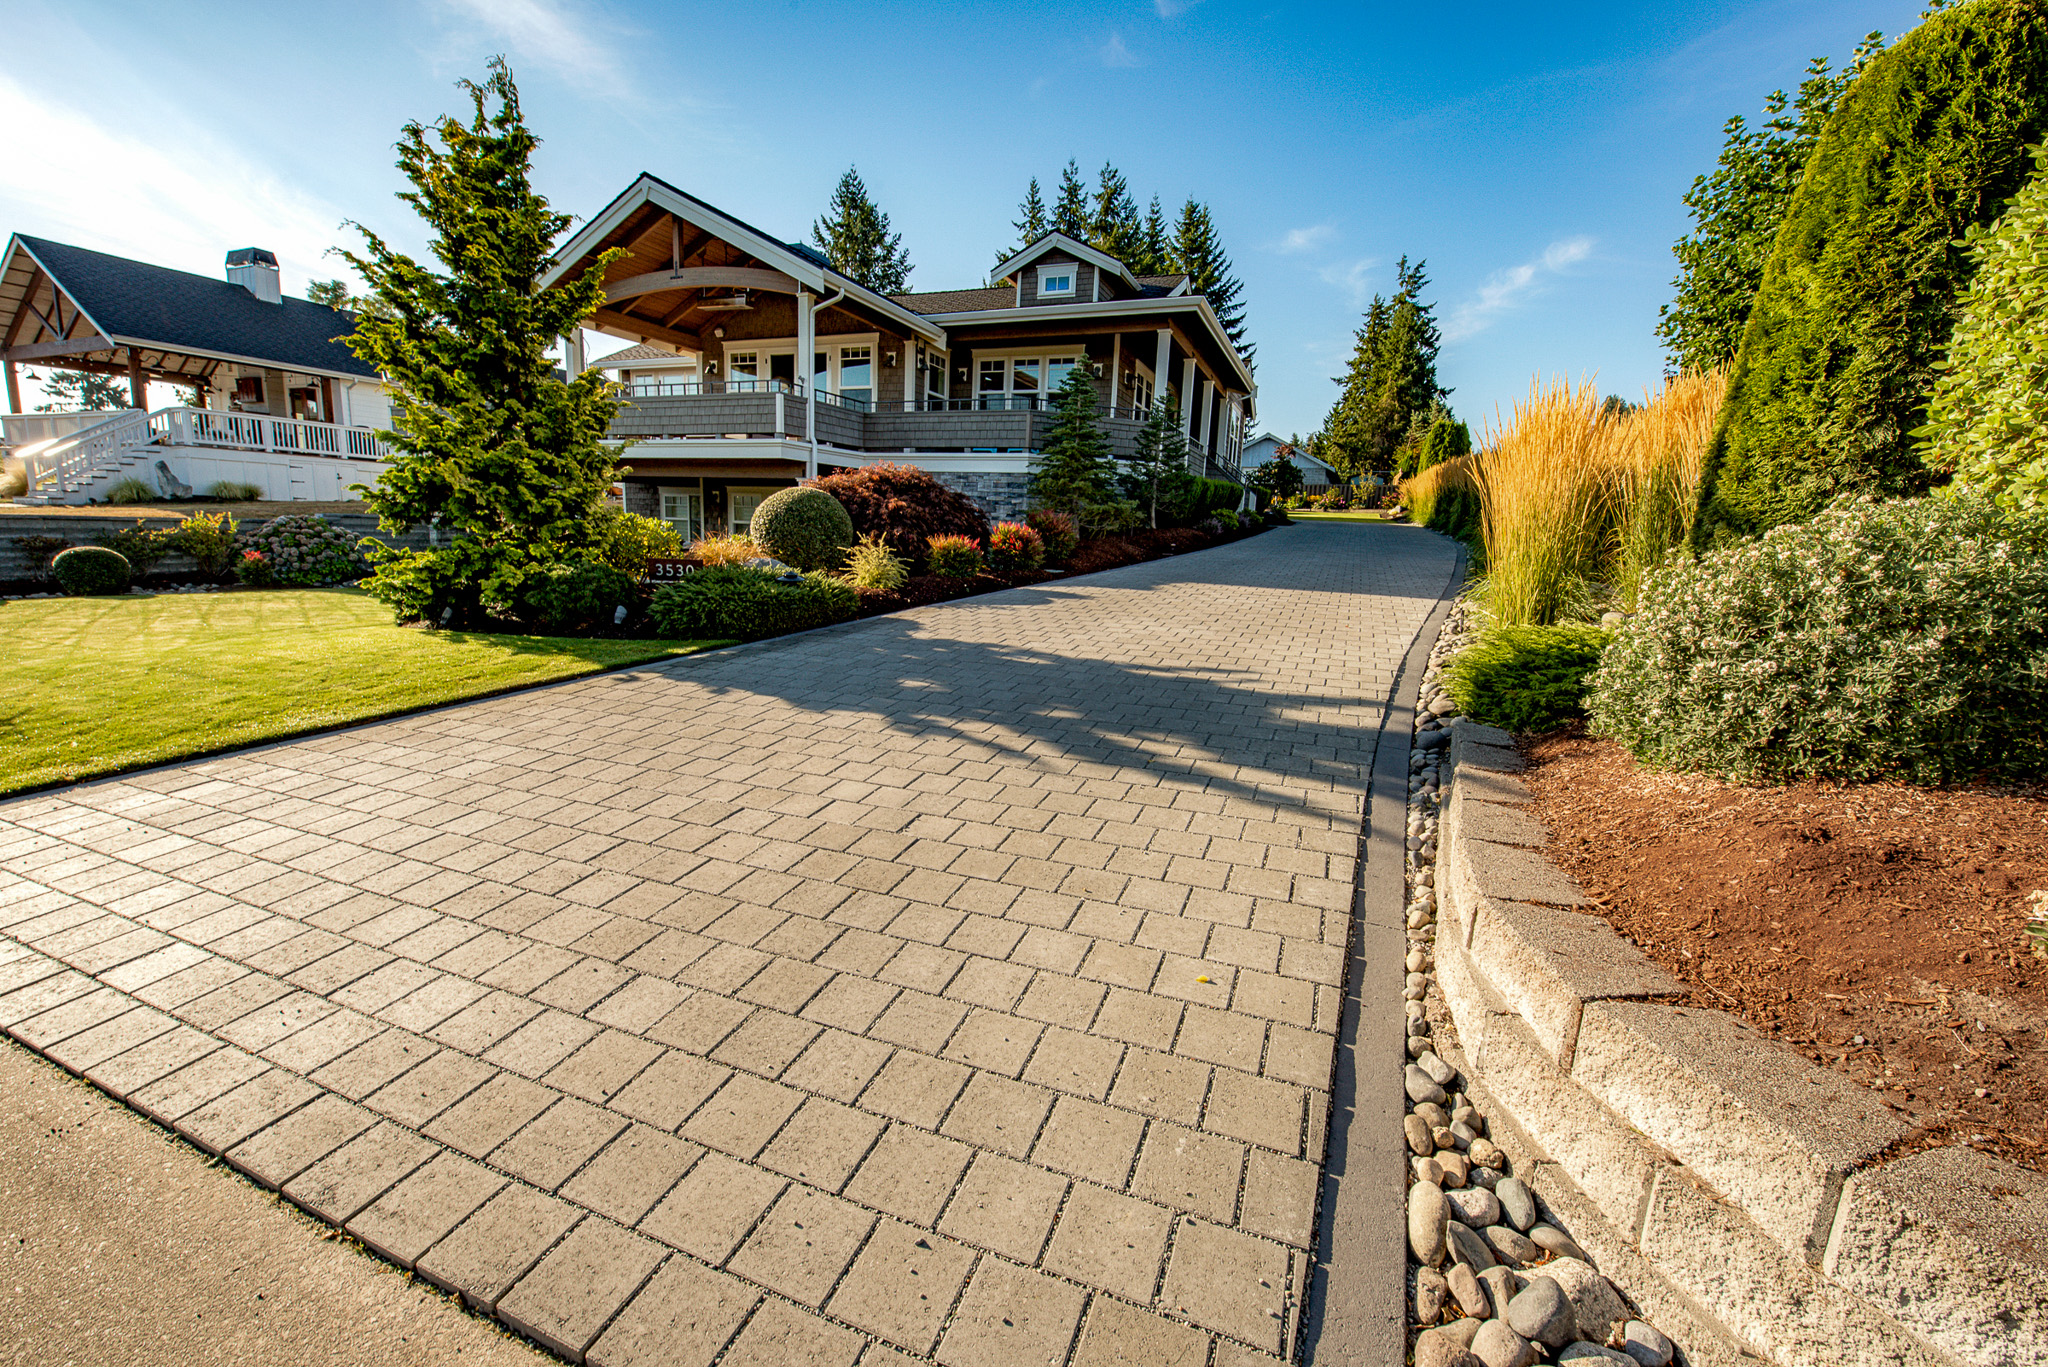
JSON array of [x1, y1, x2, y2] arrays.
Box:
[[1404, 602, 2048, 1367]]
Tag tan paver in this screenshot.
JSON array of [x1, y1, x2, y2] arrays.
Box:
[[0, 525, 1452, 1363]]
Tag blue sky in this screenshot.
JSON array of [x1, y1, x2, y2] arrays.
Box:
[[1, 0, 1927, 437]]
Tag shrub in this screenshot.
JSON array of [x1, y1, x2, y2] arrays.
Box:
[[102, 476, 156, 505], [927, 534, 982, 579], [1697, 0, 2048, 539], [985, 522, 1044, 574], [1590, 494, 2048, 784], [355, 546, 466, 622], [1446, 625, 1611, 733], [170, 511, 240, 577], [236, 515, 366, 585], [806, 463, 990, 566], [750, 486, 854, 571], [11, 535, 70, 580], [235, 549, 277, 587], [96, 523, 174, 577], [1184, 478, 1243, 522], [646, 564, 857, 640], [1213, 509, 1239, 532], [840, 532, 908, 590], [206, 480, 262, 501], [692, 534, 760, 567], [591, 507, 684, 576], [516, 559, 634, 633], [1025, 509, 1078, 566], [1920, 142, 2048, 508], [51, 545, 131, 595]]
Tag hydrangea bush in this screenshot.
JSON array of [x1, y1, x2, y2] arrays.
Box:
[[235, 515, 367, 586], [1588, 494, 2048, 784]]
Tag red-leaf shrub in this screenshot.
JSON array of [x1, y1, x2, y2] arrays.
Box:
[[986, 522, 1045, 573], [1025, 508, 1078, 565], [805, 463, 990, 567], [926, 534, 983, 578]]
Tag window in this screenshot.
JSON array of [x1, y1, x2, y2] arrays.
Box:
[[1011, 359, 1040, 399], [838, 346, 872, 407], [727, 352, 759, 391], [1037, 264, 1075, 298], [978, 359, 1007, 409], [925, 350, 948, 405], [1045, 356, 1079, 395], [659, 487, 703, 542], [729, 487, 781, 538]]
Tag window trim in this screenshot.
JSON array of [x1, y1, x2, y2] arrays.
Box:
[[1035, 263, 1077, 298], [726, 484, 786, 539], [657, 481, 704, 543]]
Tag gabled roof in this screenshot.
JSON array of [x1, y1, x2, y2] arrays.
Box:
[[889, 286, 1014, 315], [2, 235, 378, 379], [990, 233, 1142, 293], [592, 341, 698, 368]]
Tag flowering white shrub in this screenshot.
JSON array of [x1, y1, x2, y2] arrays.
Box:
[[234, 515, 368, 587], [1588, 494, 2048, 784]]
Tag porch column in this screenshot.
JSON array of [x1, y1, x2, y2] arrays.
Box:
[[1198, 378, 1215, 457], [1180, 358, 1197, 438], [798, 287, 816, 478], [4, 360, 19, 414], [127, 349, 146, 410], [1152, 329, 1171, 412], [1109, 333, 1121, 415]]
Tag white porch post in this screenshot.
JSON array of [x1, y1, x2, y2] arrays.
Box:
[[1197, 378, 1215, 457], [1109, 334, 1121, 415], [798, 288, 817, 479], [1152, 329, 1172, 412], [1180, 359, 1197, 437], [564, 330, 586, 376]]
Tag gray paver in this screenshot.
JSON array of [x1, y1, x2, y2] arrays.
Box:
[[416, 1182, 581, 1311], [346, 1149, 507, 1269], [585, 1255, 756, 1367], [498, 1218, 666, 1360]]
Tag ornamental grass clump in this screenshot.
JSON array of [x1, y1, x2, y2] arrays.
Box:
[[692, 534, 760, 567], [1472, 379, 1616, 626], [1588, 493, 2048, 785], [1610, 369, 1727, 607], [839, 533, 908, 590]]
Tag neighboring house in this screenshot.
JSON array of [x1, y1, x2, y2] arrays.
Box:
[[545, 174, 1257, 535], [1242, 432, 1339, 490], [595, 340, 700, 394], [0, 235, 391, 503]]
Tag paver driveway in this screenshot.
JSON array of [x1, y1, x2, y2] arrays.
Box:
[[0, 522, 1454, 1366]]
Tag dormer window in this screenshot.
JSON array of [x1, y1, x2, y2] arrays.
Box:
[[1037, 264, 1075, 298]]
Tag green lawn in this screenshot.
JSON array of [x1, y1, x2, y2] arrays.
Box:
[[1287, 509, 1395, 521], [0, 588, 724, 796]]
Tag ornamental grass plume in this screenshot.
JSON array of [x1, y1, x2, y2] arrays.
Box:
[[1399, 455, 1478, 530], [1609, 369, 1728, 606], [1472, 378, 1618, 626]]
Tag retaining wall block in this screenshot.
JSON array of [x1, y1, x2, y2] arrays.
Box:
[[1824, 1146, 2048, 1367], [1466, 895, 1686, 1068], [1572, 1001, 1906, 1263]]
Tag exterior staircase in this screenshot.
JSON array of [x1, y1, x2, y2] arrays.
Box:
[[9, 409, 156, 504]]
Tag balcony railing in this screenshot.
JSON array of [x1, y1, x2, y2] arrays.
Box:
[[149, 407, 389, 460], [623, 378, 873, 412]]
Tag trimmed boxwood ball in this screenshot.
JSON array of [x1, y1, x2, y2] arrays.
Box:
[[51, 545, 132, 596], [749, 487, 854, 571]]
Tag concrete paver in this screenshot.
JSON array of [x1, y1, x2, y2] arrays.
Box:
[[0, 523, 1452, 1363]]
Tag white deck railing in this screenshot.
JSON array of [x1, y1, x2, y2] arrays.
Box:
[[17, 410, 152, 497], [148, 407, 389, 460]]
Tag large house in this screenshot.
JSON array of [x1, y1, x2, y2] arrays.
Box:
[[0, 236, 393, 503], [546, 174, 1256, 537]]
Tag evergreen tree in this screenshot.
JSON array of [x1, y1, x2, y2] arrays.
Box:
[[1029, 363, 1117, 518], [1698, 0, 2048, 539], [1316, 258, 1447, 477], [1172, 199, 1253, 364], [1247, 452, 1304, 502], [1657, 38, 1884, 373], [812, 166, 912, 293], [28, 369, 129, 412], [1139, 196, 1171, 276], [306, 279, 355, 310], [340, 58, 625, 626], [1051, 160, 1090, 238], [1122, 397, 1191, 528], [1090, 163, 1145, 267], [1417, 414, 1472, 472], [999, 177, 1050, 269]]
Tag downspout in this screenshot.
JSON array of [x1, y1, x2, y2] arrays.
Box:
[[808, 286, 847, 479]]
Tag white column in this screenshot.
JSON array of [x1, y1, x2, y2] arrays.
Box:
[[798, 288, 816, 478], [564, 330, 586, 376], [1198, 378, 1215, 456], [1180, 359, 1197, 437], [1152, 329, 1172, 411], [1109, 334, 1122, 415]]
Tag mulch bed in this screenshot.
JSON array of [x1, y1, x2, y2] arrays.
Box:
[[1520, 726, 2047, 1172]]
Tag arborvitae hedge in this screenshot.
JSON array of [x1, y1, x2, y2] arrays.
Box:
[[1694, 0, 2048, 541]]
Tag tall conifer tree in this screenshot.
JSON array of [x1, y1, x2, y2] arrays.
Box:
[[1090, 163, 1145, 266], [1172, 200, 1253, 364], [1316, 258, 1447, 477], [1000, 177, 1050, 268], [1029, 363, 1117, 517], [1051, 160, 1091, 238], [1139, 196, 1171, 276], [812, 167, 913, 293], [1123, 397, 1190, 527], [342, 57, 623, 626]]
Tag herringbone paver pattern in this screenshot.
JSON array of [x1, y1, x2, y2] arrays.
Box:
[[0, 523, 1452, 1365]]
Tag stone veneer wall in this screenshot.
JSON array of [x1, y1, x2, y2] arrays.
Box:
[[1430, 719, 2048, 1367], [0, 512, 436, 583], [929, 472, 1032, 525]]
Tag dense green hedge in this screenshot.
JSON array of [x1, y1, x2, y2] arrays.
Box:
[[51, 546, 131, 596], [1696, 0, 2048, 540], [646, 565, 856, 640]]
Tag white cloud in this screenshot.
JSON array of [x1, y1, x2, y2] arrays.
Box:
[[1100, 32, 1140, 67], [1444, 236, 1595, 342], [1317, 257, 1378, 306], [0, 76, 351, 296], [1276, 223, 1335, 254], [435, 0, 629, 93]]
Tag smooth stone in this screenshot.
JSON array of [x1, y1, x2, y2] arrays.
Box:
[[1484, 1225, 1541, 1267], [1478, 1265, 1523, 1314], [1407, 1065, 1449, 1105], [1409, 1181, 1448, 1266], [1505, 1276, 1576, 1349], [1452, 1105, 1485, 1134], [1447, 1262, 1491, 1318], [1407, 1001, 1428, 1023], [1445, 1219, 1497, 1271], [1436, 1151, 1471, 1187], [1415, 1327, 1483, 1367], [1414, 1155, 1445, 1184], [1414, 1102, 1451, 1130], [1405, 983, 1428, 1002], [1539, 1259, 1631, 1348], [1408, 1035, 1432, 1057], [1432, 1126, 1461, 1152], [1407, 972, 1429, 992], [1560, 1345, 1633, 1364], [1495, 1177, 1538, 1232], [1468, 1138, 1504, 1170], [1622, 1320, 1674, 1367], [1470, 1319, 1536, 1367], [1432, 1317, 1484, 1349], [1419, 730, 1448, 749], [1414, 1267, 1450, 1325], [1446, 1187, 1502, 1228], [1469, 1165, 1500, 1190], [1450, 1121, 1480, 1147], [1406, 1114, 1436, 1156], [1407, 949, 1430, 972], [1417, 1052, 1458, 1086], [1530, 1223, 1588, 1261]]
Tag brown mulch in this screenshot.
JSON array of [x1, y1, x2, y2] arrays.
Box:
[[1520, 727, 2047, 1172]]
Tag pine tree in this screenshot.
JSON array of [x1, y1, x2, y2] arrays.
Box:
[[1316, 258, 1447, 477], [1029, 363, 1117, 517], [1139, 196, 1170, 276], [306, 279, 355, 310], [1090, 163, 1145, 267], [1657, 38, 1884, 373], [28, 369, 129, 412], [1172, 200, 1253, 364], [1122, 397, 1191, 527], [999, 177, 1050, 269], [1051, 160, 1090, 239], [811, 167, 913, 293], [340, 58, 625, 626]]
